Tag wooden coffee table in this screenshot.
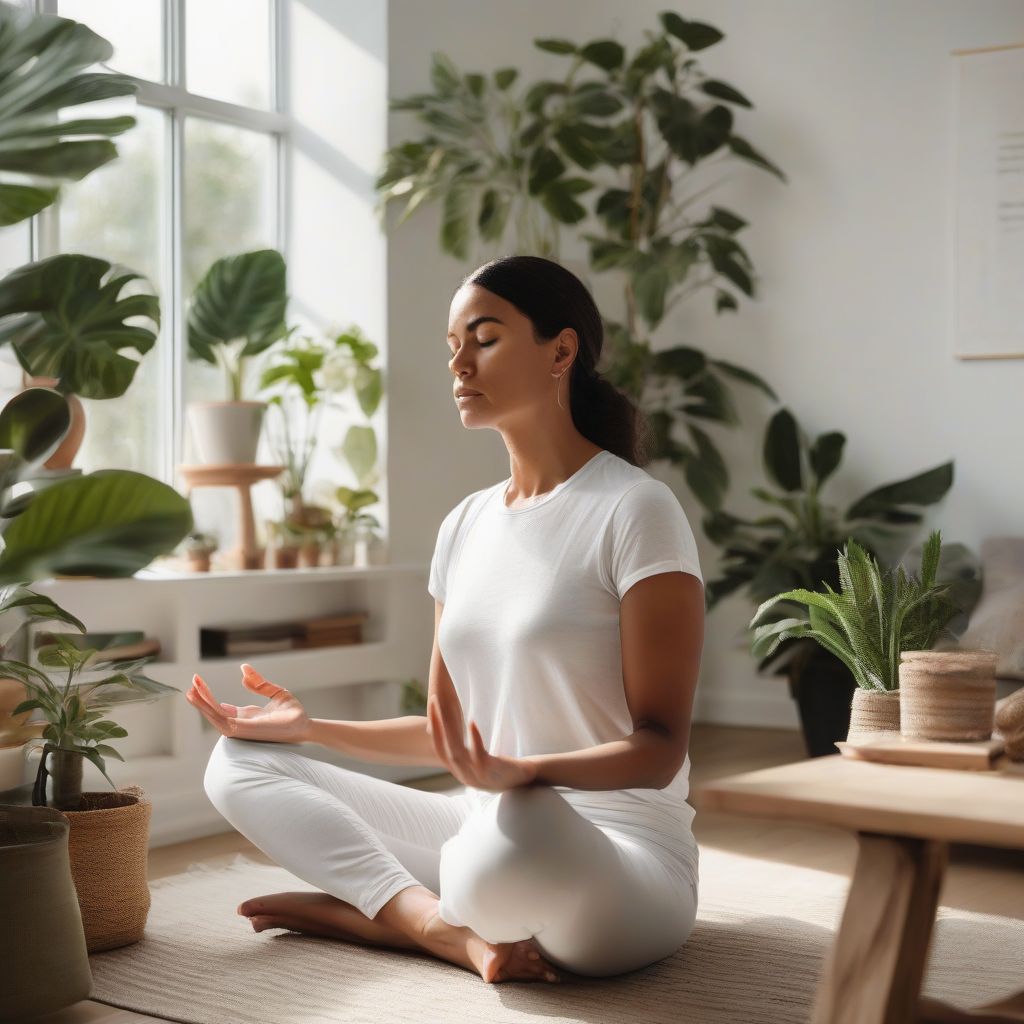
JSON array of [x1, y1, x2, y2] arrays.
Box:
[[692, 754, 1024, 1023]]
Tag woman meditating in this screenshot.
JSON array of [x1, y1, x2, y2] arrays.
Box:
[[193, 255, 705, 985]]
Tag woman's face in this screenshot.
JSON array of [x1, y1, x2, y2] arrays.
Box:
[[446, 282, 574, 425]]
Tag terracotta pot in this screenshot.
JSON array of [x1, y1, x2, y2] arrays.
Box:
[[62, 784, 152, 953], [847, 688, 901, 740], [899, 649, 998, 741], [298, 539, 322, 569], [23, 374, 86, 470], [269, 545, 299, 569], [186, 550, 212, 573], [0, 805, 93, 1019]]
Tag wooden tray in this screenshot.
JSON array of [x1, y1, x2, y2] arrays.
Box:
[[837, 732, 1006, 771]]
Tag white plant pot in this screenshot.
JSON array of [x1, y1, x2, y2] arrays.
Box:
[[0, 742, 28, 791], [187, 401, 266, 465]]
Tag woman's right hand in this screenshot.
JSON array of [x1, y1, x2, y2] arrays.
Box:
[[186, 663, 312, 744]]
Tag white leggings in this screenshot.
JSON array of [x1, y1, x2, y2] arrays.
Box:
[[203, 736, 699, 977]]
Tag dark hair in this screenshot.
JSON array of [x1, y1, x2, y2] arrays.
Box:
[[463, 255, 653, 466]]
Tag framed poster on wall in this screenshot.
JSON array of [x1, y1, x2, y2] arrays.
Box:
[[952, 42, 1024, 360]]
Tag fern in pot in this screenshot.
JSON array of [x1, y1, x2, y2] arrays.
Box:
[[749, 530, 964, 741]]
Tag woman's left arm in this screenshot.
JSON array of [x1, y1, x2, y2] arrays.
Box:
[[426, 570, 705, 793], [523, 570, 705, 791]]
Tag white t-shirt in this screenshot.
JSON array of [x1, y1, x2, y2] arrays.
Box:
[[428, 448, 703, 885]]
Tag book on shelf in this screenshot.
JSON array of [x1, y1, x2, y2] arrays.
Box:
[[33, 632, 162, 666], [199, 612, 369, 659]]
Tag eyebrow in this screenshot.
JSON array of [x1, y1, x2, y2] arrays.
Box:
[[447, 315, 504, 339]]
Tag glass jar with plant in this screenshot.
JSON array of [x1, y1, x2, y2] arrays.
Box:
[[185, 248, 289, 465], [704, 407, 980, 756], [264, 518, 303, 570], [749, 530, 966, 740], [334, 487, 381, 567]]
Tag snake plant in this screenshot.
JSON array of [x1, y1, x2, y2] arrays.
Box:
[[748, 529, 961, 692]]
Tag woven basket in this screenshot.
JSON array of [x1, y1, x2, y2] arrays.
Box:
[[899, 649, 998, 741], [0, 805, 93, 1021], [62, 784, 152, 953], [847, 687, 901, 740]]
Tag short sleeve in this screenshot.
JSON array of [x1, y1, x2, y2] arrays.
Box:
[[606, 479, 703, 600], [428, 510, 454, 603]]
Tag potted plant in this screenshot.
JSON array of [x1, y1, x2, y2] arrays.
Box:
[[749, 530, 966, 741], [265, 518, 303, 569], [376, 14, 782, 511], [1, 587, 178, 951], [0, 7, 196, 1015], [182, 530, 218, 573], [400, 677, 428, 716], [704, 407, 979, 756], [186, 248, 289, 465], [334, 487, 381, 567]]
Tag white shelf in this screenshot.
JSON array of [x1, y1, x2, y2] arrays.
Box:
[[149, 641, 401, 694]]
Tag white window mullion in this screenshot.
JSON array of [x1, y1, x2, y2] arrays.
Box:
[[273, 0, 290, 261], [168, 0, 186, 481]]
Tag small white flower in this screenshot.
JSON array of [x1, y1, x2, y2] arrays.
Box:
[[321, 348, 356, 392]]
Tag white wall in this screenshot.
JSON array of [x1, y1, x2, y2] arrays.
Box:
[[386, 0, 1024, 727]]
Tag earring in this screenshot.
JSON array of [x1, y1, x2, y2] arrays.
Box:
[[554, 369, 568, 411]]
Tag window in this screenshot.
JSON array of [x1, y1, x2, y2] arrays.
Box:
[[26, 0, 288, 483]]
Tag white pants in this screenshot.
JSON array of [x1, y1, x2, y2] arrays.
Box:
[[203, 736, 699, 977]]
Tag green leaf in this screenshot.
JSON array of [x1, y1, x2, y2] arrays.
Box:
[[699, 79, 753, 108], [728, 135, 787, 182], [633, 262, 671, 327], [683, 423, 729, 511], [0, 470, 193, 581], [440, 185, 470, 259], [0, 5, 139, 224], [846, 462, 953, 523], [0, 386, 70, 464], [580, 40, 625, 70], [0, 254, 159, 400], [659, 13, 725, 51], [528, 146, 565, 194], [477, 188, 509, 242], [340, 426, 377, 487], [809, 431, 845, 487], [708, 358, 778, 400], [540, 180, 588, 224], [534, 38, 577, 55], [763, 408, 803, 492], [187, 249, 288, 365], [493, 68, 518, 91], [429, 53, 461, 94], [0, 183, 58, 226]]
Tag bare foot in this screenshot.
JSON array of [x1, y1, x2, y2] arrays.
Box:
[[416, 907, 562, 985], [237, 891, 419, 950]]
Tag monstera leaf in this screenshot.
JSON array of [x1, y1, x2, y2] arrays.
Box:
[[0, 469, 193, 582], [187, 249, 288, 364], [0, 3, 138, 226], [0, 254, 159, 400]]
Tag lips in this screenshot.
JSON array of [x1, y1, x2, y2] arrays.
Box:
[[455, 389, 482, 398]]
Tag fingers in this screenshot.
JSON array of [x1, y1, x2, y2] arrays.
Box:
[[186, 674, 235, 735], [241, 663, 286, 698]]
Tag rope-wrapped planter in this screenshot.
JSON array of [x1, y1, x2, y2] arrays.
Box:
[[847, 687, 901, 740], [62, 784, 152, 953], [899, 650, 999, 741]]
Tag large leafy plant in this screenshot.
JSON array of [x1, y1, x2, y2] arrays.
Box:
[[187, 248, 289, 401], [376, 11, 784, 511], [703, 407, 976, 675], [749, 530, 960, 693]]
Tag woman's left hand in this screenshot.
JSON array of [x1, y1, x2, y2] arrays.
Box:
[[427, 691, 538, 791]]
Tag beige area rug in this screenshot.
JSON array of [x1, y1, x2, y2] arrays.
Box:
[[86, 848, 1023, 1024]]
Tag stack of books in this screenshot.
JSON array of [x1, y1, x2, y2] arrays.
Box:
[[199, 612, 368, 658]]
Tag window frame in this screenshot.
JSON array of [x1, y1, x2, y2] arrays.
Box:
[[30, 0, 293, 484]]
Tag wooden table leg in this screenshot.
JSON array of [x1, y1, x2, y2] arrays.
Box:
[[811, 832, 947, 1024]]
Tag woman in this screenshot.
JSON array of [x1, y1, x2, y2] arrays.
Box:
[[194, 255, 705, 986]]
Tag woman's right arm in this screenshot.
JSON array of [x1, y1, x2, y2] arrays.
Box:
[[305, 599, 451, 768]]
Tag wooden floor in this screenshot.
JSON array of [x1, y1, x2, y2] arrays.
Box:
[[32, 724, 1024, 1022]]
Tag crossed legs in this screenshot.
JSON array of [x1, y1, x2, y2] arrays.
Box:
[[203, 736, 697, 981]]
